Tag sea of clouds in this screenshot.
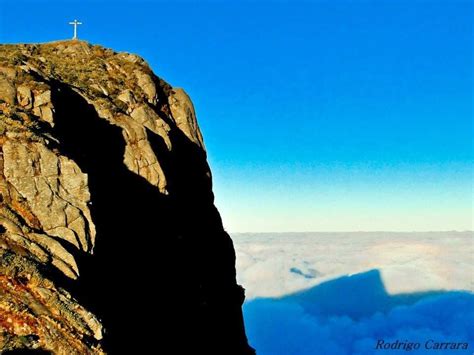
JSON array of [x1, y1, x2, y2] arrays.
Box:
[[232, 232, 474, 355]]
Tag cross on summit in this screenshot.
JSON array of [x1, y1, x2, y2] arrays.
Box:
[[69, 20, 82, 40]]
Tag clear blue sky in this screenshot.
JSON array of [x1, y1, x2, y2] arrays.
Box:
[[1, 0, 472, 232]]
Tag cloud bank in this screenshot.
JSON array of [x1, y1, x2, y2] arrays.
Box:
[[233, 233, 474, 354]]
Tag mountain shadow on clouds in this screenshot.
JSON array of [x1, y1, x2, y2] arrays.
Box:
[[280, 269, 447, 319], [244, 270, 474, 355]]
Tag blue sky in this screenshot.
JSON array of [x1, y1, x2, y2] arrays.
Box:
[[1, 0, 472, 231]]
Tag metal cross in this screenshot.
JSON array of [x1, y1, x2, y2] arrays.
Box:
[[69, 20, 83, 40]]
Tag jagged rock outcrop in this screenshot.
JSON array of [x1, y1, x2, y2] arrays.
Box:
[[0, 41, 254, 354]]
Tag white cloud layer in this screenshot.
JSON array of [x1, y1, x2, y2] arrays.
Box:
[[233, 232, 474, 355], [233, 232, 473, 299]]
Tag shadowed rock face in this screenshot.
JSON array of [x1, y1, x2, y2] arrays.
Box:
[[0, 41, 254, 354]]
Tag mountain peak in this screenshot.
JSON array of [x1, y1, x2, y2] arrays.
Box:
[[0, 43, 254, 354]]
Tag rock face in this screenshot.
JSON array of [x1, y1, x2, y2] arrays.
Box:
[[0, 41, 254, 354]]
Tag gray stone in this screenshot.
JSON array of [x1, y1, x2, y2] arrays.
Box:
[[17, 86, 33, 108], [134, 70, 158, 105], [0, 76, 16, 105], [169, 88, 206, 150], [34, 90, 51, 107]]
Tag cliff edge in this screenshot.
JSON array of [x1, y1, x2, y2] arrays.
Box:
[[0, 41, 254, 354]]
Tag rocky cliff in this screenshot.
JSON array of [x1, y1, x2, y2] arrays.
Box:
[[0, 41, 254, 354]]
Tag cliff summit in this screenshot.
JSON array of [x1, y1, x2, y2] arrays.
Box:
[[0, 40, 254, 354]]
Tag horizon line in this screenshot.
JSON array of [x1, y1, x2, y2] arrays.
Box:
[[229, 230, 474, 234]]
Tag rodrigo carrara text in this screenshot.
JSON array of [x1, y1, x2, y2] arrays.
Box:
[[375, 339, 469, 351]]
